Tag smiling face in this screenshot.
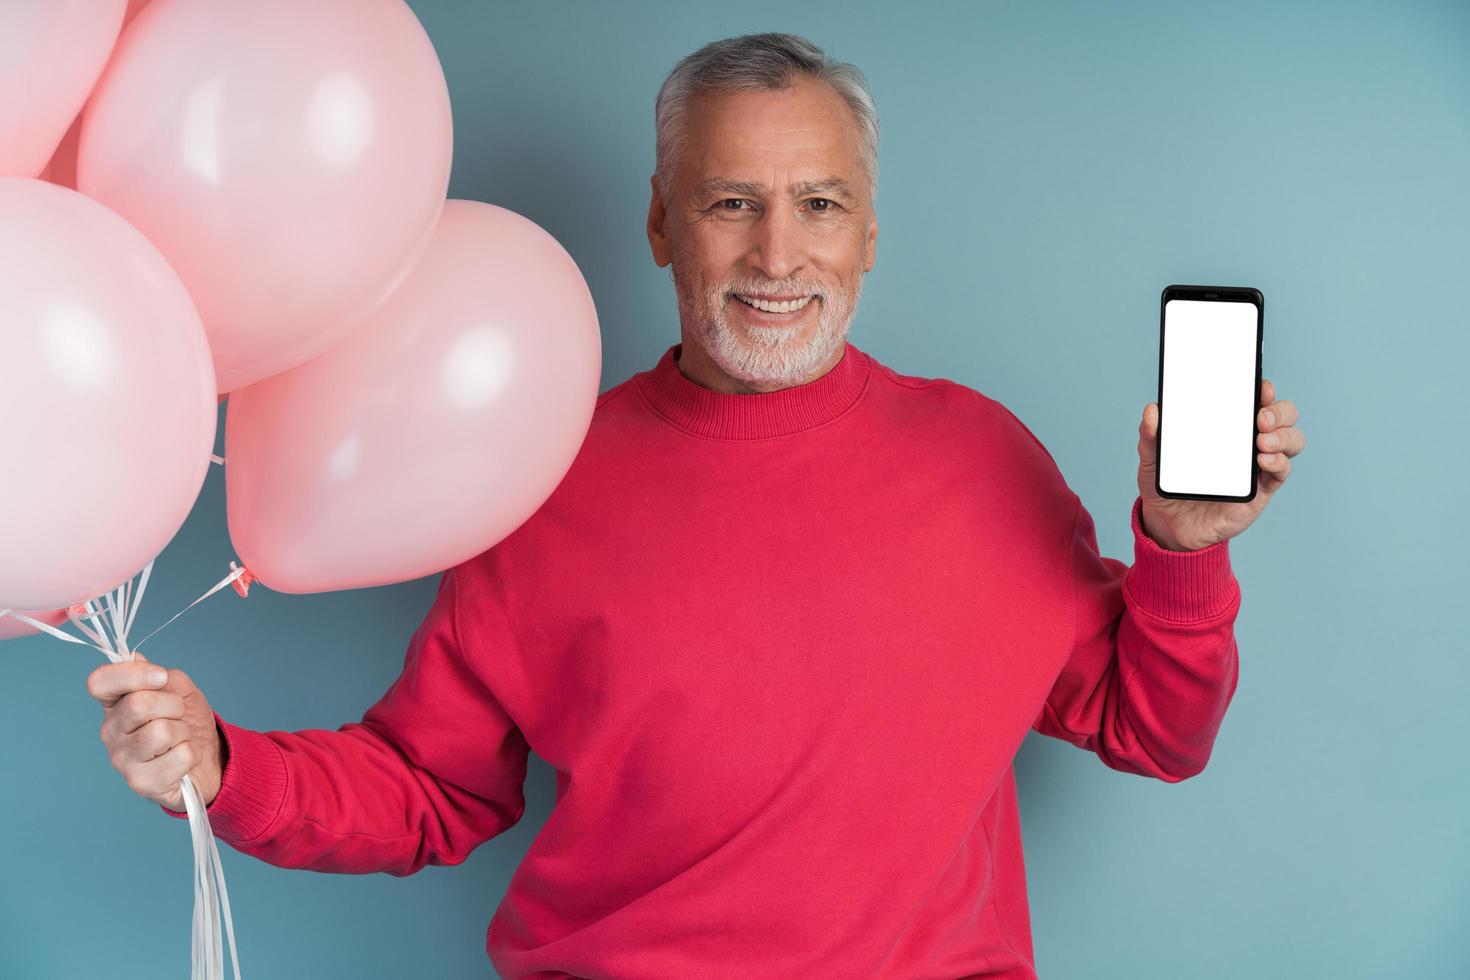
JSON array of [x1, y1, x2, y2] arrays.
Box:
[[647, 75, 878, 393]]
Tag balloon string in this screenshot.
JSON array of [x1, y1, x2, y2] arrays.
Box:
[[0, 563, 249, 662], [125, 560, 152, 639], [70, 600, 112, 652], [1, 559, 249, 979], [130, 564, 251, 654]]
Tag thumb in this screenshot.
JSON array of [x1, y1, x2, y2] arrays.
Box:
[[1138, 403, 1159, 470]]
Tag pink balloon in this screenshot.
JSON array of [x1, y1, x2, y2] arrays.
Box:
[[225, 200, 602, 594], [0, 608, 69, 643], [121, 0, 154, 29], [0, 0, 127, 178], [35, 108, 82, 189], [0, 178, 216, 611], [37, 0, 155, 190], [76, 0, 452, 393]]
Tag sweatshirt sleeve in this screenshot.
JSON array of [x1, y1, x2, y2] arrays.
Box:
[[1030, 492, 1243, 782], [158, 563, 531, 876]]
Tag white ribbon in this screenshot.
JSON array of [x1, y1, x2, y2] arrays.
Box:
[[3, 557, 248, 979]]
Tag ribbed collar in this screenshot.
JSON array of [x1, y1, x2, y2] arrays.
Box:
[[635, 340, 872, 440]]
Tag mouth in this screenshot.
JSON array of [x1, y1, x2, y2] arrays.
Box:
[[732, 293, 816, 318]]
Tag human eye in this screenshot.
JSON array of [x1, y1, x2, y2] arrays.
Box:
[[806, 197, 837, 213], [717, 198, 752, 211]]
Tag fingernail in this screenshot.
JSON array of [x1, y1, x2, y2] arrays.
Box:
[[148, 668, 167, 686], [1264, 409, 1276, 426]]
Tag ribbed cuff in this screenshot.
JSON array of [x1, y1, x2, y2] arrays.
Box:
[[1125, 495, 1240, 622], [159, 711, 289, 844]]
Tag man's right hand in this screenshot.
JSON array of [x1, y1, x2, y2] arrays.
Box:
[[88, 653, 225, 812]]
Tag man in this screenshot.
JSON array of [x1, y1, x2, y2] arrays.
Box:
[[91, 32, 1305, 978]]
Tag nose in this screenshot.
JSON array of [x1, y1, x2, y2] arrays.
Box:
[[746, 204, 806, 283]]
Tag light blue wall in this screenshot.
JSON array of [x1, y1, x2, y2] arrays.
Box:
[[5, 1, 1466, 976]]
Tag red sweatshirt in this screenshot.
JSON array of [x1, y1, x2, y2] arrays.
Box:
[[164, 340, 1242, 978]]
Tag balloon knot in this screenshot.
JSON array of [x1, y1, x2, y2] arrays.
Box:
[[230, 562, 257, 598], [66, 603, 90, 619]]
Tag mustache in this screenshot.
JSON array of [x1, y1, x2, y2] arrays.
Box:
[[720, 281, 826, 299]]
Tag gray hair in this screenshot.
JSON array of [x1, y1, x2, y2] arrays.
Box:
[[653, 32, 879, 206]]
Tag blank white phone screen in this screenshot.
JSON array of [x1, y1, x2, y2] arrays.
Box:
[[1159, 299, 1258, 497]]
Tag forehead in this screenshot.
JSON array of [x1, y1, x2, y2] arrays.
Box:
[[678, 76, 865, 191]]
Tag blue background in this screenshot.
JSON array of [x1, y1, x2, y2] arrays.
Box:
[[4, 1, 1467, 976]]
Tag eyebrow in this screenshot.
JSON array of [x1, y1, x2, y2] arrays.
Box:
[[694, 176, 857, 201]]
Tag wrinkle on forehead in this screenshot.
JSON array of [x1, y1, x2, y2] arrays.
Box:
[[678, 79, 869, 203]]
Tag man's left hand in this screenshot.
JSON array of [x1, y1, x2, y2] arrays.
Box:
[[1136, 378, 1304, 551]]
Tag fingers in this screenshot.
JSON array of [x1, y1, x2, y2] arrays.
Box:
[[1257, 424, 1306, 457], [109, 716, 191, 769], [126, 739, 200, 808], [1256, 390, 1304, 473], [89, 656, 213, 809], [1257, 448, 1292, 488], [86, 660, 169, 710], [1258, 397, 1298, 430], [100, 689, 185, 741]]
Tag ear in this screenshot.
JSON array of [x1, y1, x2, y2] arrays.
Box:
[[647, 175, 672, 268], [862, 213, 878, 273]]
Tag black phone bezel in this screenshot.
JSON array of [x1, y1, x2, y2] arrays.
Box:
[[1155, 284, 1265, 503]]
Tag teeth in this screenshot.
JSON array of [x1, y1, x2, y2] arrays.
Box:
[[736, 294, 812, 314]]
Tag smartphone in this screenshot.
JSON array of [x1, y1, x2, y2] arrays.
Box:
[[1155, 285, 1264, 502]]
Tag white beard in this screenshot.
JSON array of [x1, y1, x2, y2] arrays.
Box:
[[675, 271, 866, 389]]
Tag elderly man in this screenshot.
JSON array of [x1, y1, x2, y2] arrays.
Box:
[[93, 32, 1304, 979]]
